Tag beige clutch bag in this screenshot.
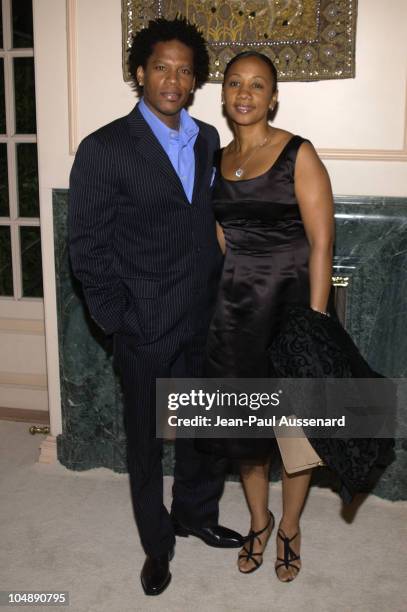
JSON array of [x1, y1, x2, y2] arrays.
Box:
[[274, 416, 324, 474]]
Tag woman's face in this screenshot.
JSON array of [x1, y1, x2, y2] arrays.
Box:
[[222, 56, 277, 127]]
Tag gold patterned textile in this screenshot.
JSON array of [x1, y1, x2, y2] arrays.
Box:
[[122, 1, 357, 83]]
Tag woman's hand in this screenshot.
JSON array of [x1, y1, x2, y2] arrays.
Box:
[[294, 142, 335, 313]]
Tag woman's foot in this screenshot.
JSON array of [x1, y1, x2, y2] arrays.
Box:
[[238, 510, 275, 574], [275, 522, 301, 582]]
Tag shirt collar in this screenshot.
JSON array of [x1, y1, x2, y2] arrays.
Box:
[[179, 107, 199, 146], [139, 98, 198, 147]]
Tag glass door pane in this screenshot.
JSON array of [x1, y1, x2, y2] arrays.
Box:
[[0, 59, 5, 133], [0, 144, 9, 216], [0, 2, 3, 49], [12, 0, 34, 48], [17, 143, 39, 216], [20, 226, 43, 296], [14, 57, 37, 133], [0, 226, 13, 295]]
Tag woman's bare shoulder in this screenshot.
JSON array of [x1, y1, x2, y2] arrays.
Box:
[[270, 127, 295, 144]]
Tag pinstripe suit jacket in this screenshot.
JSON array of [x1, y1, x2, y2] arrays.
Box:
[[68, 104, 222, 351]]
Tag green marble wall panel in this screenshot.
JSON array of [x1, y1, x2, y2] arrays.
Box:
[[331, 197, 407, 500], [53, 189, 127, 472], [54, 190, 407, 499]]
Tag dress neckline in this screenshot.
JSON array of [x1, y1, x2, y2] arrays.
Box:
[[220, 135, 297, 184]]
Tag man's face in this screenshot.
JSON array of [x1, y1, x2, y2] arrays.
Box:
[[136, 39, 196, 127]]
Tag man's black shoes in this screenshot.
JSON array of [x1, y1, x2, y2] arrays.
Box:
[[140, 522, 244, 595], [173, 518, 244, 548], [140, 550, 173, 596]]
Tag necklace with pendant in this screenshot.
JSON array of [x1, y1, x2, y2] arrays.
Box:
[[234, 136, 269, 178]]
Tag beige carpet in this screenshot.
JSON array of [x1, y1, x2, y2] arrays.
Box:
[[0, 421, 406, 612]]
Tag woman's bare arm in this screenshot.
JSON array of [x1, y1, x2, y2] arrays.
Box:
[[294, 142, 335, 313]]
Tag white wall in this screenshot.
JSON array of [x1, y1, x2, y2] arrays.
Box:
[[32, 0, 407, 435]]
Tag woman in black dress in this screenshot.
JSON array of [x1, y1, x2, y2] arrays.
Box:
[[206, 51, 335, 581]]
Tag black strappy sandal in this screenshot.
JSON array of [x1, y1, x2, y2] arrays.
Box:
[[238, 510, 275, 574], [275, 528, 301, 582]]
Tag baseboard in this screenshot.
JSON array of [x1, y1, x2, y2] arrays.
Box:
[[38, 436, 57, 464]]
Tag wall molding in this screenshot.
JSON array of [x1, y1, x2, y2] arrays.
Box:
[[66, 0, 407, 161], [67, 0, 79, 155], [0, 372, 48, 389], [0, 406, 49, 423], [318, 148, 407, 162], [0, 318, 45, 335]]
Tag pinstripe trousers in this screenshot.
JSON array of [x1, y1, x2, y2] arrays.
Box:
[[114, 331, 226, 557]]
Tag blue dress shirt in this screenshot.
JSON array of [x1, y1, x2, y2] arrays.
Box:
[[139, 98, 199, 203]]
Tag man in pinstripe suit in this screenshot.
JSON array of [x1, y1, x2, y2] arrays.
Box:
[[69, 17, 243, 596]]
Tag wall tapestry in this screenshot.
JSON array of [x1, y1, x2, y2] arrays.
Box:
[[122, 0, 357, 83]]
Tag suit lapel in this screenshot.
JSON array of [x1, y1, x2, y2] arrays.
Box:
[[192, 131, 208, 203], [127, 105, 187, 199]]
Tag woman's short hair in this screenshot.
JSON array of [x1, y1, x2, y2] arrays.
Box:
[[223, 51, 278, 93]]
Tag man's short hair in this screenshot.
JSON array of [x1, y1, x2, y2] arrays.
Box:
[[128, 16, 210, 94]]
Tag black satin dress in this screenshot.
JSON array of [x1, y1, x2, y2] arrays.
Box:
[[204, 135, 394, 502], [206, 135, 309, 378]]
